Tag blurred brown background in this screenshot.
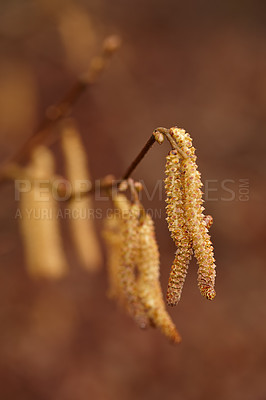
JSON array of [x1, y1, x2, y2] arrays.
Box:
[[0, 1, 266, 399]]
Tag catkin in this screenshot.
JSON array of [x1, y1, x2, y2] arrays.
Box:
[[102, 194, 136, 300], [19, 146, 67, 278], [165, 149, 192, 306], [137, 213, 181, 343], [170, 127, 216, 300], [111, 195, 149, 328], [102, 212, 122, 299], [103, 195, 181, 341], [61, 119, 102, 271]]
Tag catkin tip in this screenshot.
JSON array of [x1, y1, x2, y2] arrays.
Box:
[[171, 330, 182, 344], [200, 286, 216, 300], [166, 295, 179, 307]]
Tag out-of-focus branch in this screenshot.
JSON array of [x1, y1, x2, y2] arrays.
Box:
[[0, 35, 121, 183], [2, 125, 184, 201], [15, 35, 121, 164]]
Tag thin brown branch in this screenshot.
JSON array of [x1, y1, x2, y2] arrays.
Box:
[[68, 133, 158, 199], [73, 127, 175, 197], [1, 125, 185, 201], [64, 127, 182, 198], [122, 135, 156, 180]]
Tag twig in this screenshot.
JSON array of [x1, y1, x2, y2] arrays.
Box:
[[122, 135, 156, 180], [0, 35, 121, 177], [92, 127, 187, 194], [1, 123, 186, 201], [74, 126, 181, 196]]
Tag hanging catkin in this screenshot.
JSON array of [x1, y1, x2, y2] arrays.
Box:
[[103, 194, 136, 300], [165, 149, 192, 306], [102, 211, 122, 299], [111, 195, 149, 328], [169, 127, 216, 300], [137, 212, 181, 343], [61, 119, 102, 271], [19, 146, 67, 278]]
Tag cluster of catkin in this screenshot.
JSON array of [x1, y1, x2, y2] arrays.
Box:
[[19, 119, 102, 278], [102, 192, 181, 344], [14, 121, 215, 343], [165, 127, 216, 306]]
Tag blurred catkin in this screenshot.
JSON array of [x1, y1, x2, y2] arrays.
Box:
[[102, 211, 122, 299], [137, 213, 181, 343], [103, 193, 180, 342], [61, 119, 102, 271], [19, 146, 67, 278], [57, 4, 96, 72], [102, 194, 132, 300], [112, 195, 148, 328]]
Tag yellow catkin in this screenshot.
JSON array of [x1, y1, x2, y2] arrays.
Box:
[[61, 119, 102, 271], [165, 149, 192, 306], [170, 127, 216, 300], [111, 195, 149, 328], [167, 215, 213, 305], [102, 212, 122, 299], [102, 194, 135, 300], [19, 146, 67, 278], [137, 213, 181, 343]]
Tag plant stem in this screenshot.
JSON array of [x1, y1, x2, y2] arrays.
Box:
[[122, 135, 156, 180], [68, 134, 158, 199], [0, 121, 185, 201]]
